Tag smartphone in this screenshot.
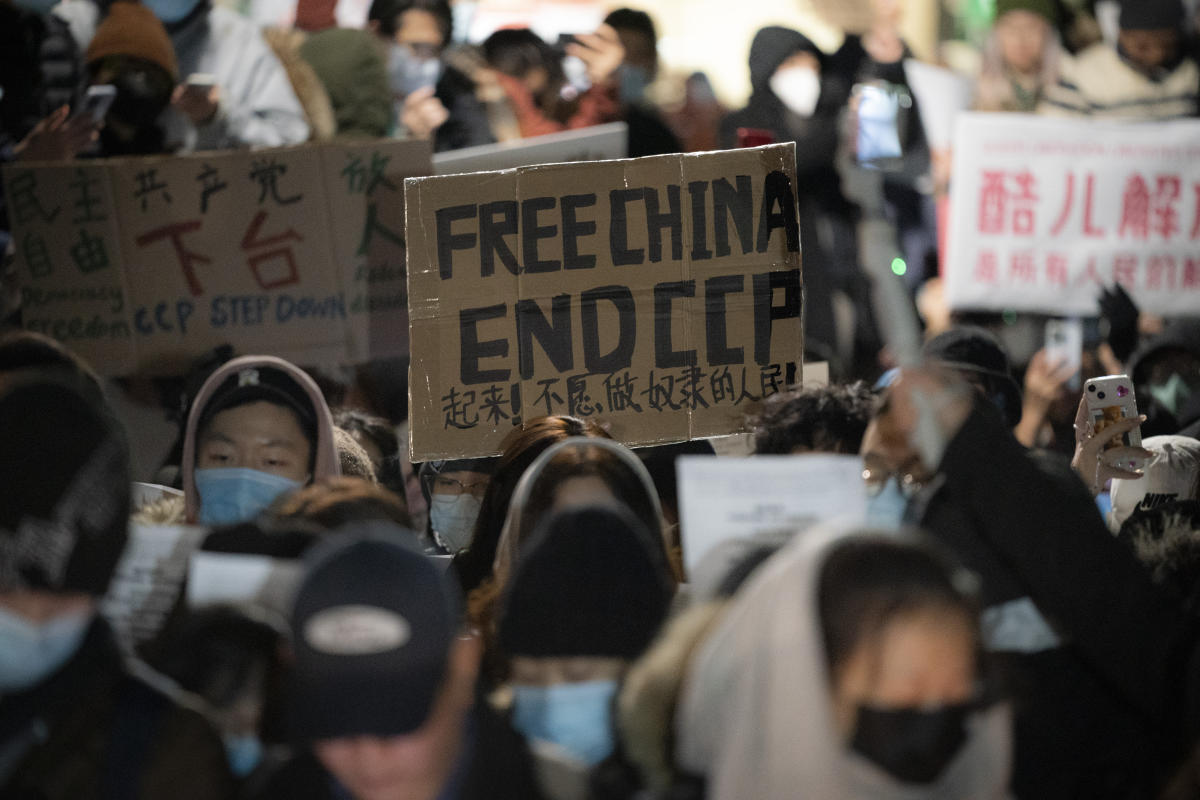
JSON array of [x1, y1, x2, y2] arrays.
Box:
[[1045, 318, 1083, 392], [737, 127, 777, 148], [853, 80, 910, 169], [1085, 374, 1142, 450], [184, 73, 218, 90], [77, 84, 116, 124]]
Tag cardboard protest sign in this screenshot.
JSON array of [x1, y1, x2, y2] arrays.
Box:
[[3, 140, 432, 374], [945, 114, 1200, 315], [432, 122, 628, 175], [405, 144, 804, 461], [677, 454, 866, 574]]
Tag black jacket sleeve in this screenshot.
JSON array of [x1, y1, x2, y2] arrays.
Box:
[[934, 402, 1200, 737]]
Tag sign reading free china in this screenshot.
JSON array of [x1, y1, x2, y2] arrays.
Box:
[[404, 144, 806, 461]]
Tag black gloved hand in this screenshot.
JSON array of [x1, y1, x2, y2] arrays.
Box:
[[1098, 283, 1139, 363]]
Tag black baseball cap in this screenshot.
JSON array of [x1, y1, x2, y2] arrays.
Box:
[[288, 522, 462, 741], [197, 364, 318, 447]]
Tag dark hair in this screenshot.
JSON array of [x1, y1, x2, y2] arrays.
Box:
[[817, 537, 979, 676], [482, 27, 557, 78], [604, 8, 657, 40], [513, 446, 664, 565], [367, 0, 452, 43], [754, 382, 876, 455], [0, 331, 104, 399], [452, 415, 610, 593], [270, 476, 413, 531], [334, 407, 403, 493], [352, 357, 410, 424], [149, 605, 288, 741]]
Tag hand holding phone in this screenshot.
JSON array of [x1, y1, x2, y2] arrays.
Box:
[[173, 74, 220, 125], [1044, 318, 1083, 392], [1071, 376, 1152, 494], [77, 85, 117, 124]]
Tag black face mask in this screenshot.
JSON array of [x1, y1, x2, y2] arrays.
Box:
[[850, 703, 969, 784]]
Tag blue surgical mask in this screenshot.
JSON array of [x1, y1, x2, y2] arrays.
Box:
[[225, 734, 263, 778], [866, 477, 909, 529], [195, 467, 303, 526], [429, 493, 482, 554], [0, 606, 93, 692], [142, 0, 202, 24], [511, 680, 618, 766]]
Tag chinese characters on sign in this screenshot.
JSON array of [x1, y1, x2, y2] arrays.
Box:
[[405, 145, 805, 461], [2, 141, 432, 374], [946, 114, 1200, 315]]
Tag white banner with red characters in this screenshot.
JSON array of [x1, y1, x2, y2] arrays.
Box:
[[945, 114, 1200, 315]]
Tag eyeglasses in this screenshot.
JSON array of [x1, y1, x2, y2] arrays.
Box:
[[430, 475, 490, 498], [861, 466, 928, 499]]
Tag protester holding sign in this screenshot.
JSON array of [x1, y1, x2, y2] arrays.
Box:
[[181, 355, 340, 526]]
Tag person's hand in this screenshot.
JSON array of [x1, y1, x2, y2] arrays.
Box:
[[172, 83, 221, 126], [567, 24, 625, 86], [13, 106, 98, 162], [1070, 396, 1152, 495], [1097, 283, 1140, 363], [400, 86, 450, 139], [878, 367, 975, 471], [1015, 349, 1077, 447]]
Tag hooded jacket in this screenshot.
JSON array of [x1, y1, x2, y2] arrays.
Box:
[[181, 355, 340, 524]]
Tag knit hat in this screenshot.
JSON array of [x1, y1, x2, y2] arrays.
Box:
[[0, 378, 130, 596], [86, 0, 179, 81], [995, 0, 1056, 23], [1120, 0, 1185, 30], [288, 523, 462, 741], [498, 506, 674, 659], [923, 326, 1023, 427], [1110, 435, 1200, 529]]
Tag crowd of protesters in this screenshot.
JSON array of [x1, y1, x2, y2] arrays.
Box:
[[3, 0, 1200, 797]]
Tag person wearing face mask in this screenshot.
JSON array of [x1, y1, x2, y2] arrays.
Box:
[[182, 355, 341, 527], [255, 523, 545, 800], [366, 0, 494, 151], [1127, 323, 1200, 440], [864, 366, 1200, 797], [83, 0, 178, 156], [0, 375, 234, 799], [720, 27, 866, 373], [601, 8, 682, 158], [135, 0, 310, 151], [421, 457, 496, 555], [674, 523, 1011, 800], [1040, 0, 1199, 118], [496, 505, 673, 800]]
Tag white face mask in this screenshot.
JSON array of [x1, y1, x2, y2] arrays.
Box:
[[769, 66, 821, 118]]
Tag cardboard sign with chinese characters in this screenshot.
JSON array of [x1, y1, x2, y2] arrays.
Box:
[[405, 144, 804, 461], [2, 140, 431, 374], [946, 114, 1200, 315]]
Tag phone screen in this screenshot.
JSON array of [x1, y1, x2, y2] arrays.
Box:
[[856, 84, 904, 165]]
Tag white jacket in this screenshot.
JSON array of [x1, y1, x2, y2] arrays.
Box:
[[166, 4, 309, 150]]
